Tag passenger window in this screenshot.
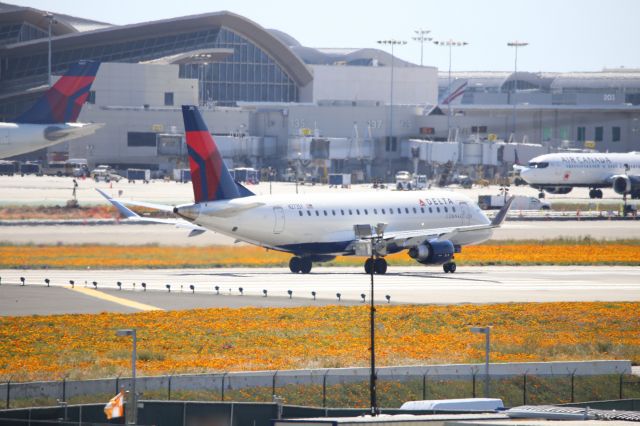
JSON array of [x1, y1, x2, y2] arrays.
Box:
[[420, 207, 425, 213], [397, 208, 402, 214], [436, 207, 440, 213], [332, 210, 336, 216], [452, 207, 456, 212], [348, 209, 353, 215], [429, 207, 433, 213], [389, 208, 393, 214], [412, 207, 417, 213], [315, 211, 320, 216], [364, 209, 368, 215], [382, 208, 386, 214], [298, 211, 303, 216], [373, 209, 378, 214], [307, 211, 311, 216], [444, 207, 448, 213], [341, 209, 345, 215], [323, 210, 328, 216], [356, 209, 360, 215], [405, 208, 409, 214]]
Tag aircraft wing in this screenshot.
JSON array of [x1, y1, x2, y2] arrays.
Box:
[[382, 196, 515, 248], [96, 189, 206, 236]]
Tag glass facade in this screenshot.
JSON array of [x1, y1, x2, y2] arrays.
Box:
[[2, 26, 299, 104], [0, 22, 47, 46], [178, 28, 298, 104]]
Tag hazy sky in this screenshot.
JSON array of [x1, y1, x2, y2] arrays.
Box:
[[10, 0, 640, 72]]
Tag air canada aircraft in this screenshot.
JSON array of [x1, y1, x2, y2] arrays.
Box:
[[99, 105, 514, 274], [518, 152, 640, 200], [0, 60, 102, 159]]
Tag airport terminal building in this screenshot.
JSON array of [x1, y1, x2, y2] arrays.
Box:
[[1, 2, 639, 181]]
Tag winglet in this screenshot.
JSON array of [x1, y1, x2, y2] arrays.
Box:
[[96, 188, 140, 219], [491, 196, 515, 226]]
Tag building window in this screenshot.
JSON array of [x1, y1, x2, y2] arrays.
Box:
[[612, 126, 621, 142], [385, 137, 397, 152], [577, 126, 586, 142], [164, 92, 174, 106], [127, 132, 156, 147], [595, 126, 603, 142], [87, 91, 96, 104]]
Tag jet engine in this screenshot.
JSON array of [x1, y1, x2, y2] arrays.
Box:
[[543, 186, 573, 195], [612, 175, 640, 198], [408, 239, 454, 265]]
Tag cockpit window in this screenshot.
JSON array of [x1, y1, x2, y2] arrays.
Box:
[[528, 161, 549, 169]]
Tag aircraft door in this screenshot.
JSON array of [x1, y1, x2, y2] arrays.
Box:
[[273, 206, 285, 234], [459, 202, 471, 225]]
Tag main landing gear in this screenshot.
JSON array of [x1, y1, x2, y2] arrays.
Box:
[[364, 257, 388, 275], [289, 256, 312, 274], [443, 262, 457, 273], [589, 188, 603, 199]]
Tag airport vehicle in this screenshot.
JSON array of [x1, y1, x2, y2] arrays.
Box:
[[395, 170, 413, 190], [0, 61, 103, 159], [91, 165, 121, 182], [518, 152, 640, 200], [478, 195, 549, 210], [43, 158, 89, 177], [100, 106, 514, 275]]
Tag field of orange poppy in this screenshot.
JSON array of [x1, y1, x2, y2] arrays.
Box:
[[0, 239, 639, 269], [0, 302, 638, 382]]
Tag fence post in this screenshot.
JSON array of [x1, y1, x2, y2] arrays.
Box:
[[422, 373, 427, 400], [5, 379, 9, 409], [115, 375, 120, 395], [322, 370, 329, 408], [167, 375, 172, 401], [272, 371, 278, 401], [472, 373, 476, 398], [620, 374, 624, 400], [523, 374, 527, 405], [62, 377, 66, 403], [221, 372, 228, 402], [570, 372, 575, 403]]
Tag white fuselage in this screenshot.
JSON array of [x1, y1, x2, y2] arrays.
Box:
[[183, 190, 492, 255], [0, 122, 103, 159], [520, 152, 640, 187]]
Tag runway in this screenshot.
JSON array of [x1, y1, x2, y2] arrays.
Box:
[[1, 265, 638, 316]]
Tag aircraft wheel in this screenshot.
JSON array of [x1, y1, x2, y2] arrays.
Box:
[[589, 189, 596, 199], [289, 256, 302, 273], [443, 262, 457, 273], [538, 192, 545, 198], [596, 189, 603, 199], [364, 258, 374, 274], [374, 258, 387, 275], [300, 258, 312, 274]]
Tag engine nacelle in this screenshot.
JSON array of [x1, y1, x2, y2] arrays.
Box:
[[408, 239, 455, 265], [543, 186, 573, 195], [613, 175, 631, 195]]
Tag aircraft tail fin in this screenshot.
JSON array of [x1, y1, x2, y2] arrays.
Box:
[[14, 60, 100, 124], [182, 105, 241, 203], [439, 79, 467, 105]]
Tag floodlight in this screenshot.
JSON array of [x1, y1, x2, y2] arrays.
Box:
[[45, 278, 50, 287], [117, 281, 122, 290], [165, 284, 171, 292], [361, 293, 366, 302], [20, 277, 25, 286], [189, 284, 195, 294], [214, 285, 219, 294], [141, 282, 146, 291], [239, 287, 244, 295], [263, 289, 268, 297], [287, 290, 293, 299], [336, 293, 341, 301], [69, 280, 74, 288], [385, 295, 391, 303], [311, 291, 316, 300]]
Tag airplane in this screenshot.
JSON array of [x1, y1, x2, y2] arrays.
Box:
[[99, 105, 514, 274], [0, 60, 103, 159], [518, 152, 640, 200]]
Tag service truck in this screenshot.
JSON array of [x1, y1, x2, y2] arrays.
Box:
[[478, 194, 550, 210]]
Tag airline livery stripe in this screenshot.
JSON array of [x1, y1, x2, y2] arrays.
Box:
[[187, 145, 209, 202]]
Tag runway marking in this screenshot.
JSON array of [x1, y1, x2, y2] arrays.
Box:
[[69, 287, 164, 312]]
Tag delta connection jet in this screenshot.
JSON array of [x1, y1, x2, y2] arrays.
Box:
[[0, 60, 103, 159], [99, 105, 514, 274], [518, 152, 640, 200]]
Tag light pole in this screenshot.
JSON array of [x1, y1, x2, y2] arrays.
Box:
[[507, 41, 528, 139], [45, 12, 57, 87], [433, 39, 468, 140], [412, 29, 431, 67], [377, 39, 406, 155], [116, 329, 137, 425], [471, 326, 491, 397], [354, 223, 386, 416]]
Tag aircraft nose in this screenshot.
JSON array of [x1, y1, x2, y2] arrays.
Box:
[[174, 204, 200, 221]]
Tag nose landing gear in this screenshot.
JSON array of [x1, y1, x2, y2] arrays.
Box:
[[443, 262, 457, 273], [364, 257, 387, 274], [289, 256, 312, 274]]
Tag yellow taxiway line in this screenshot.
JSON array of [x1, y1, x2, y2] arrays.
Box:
[[69, 287, 164, 312]]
